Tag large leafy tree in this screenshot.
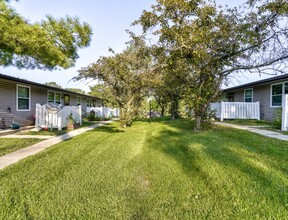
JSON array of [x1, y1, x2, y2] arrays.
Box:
[[88, 84, 117, 107], [0, 0, 92, 70], [44, 82, 62, 88], [76, 37, 153, 128], [65, 88, 86, 94], [136, 0, 288, 130]]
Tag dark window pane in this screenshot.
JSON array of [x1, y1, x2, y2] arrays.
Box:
[[245, 89, 252, 97], [285, 83, 288, 94], [48, 92, 54, 102], [245, 98, 252, 102], [272, 95, 282, 106], [64, 95, 70, 106], [55, 93, 61, 103], [18, 98, 29, 109], [227, 93, 234, 102], [272, 84, 282, 95], [18, 87, 29, 98], [77, 97, 81, 106]]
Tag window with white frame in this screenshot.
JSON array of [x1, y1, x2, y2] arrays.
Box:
[[48, 91, 61, 104], [76, 97, 81, 106], [244, 89, 253, 102], [271, 82, 288, 107], [87, 99, 91, 107], [17, 85, 30, 111]]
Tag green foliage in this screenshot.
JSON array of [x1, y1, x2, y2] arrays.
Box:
[[0, 120, 287, 218], [85, 111, 97, 121], [88, 84, 117, 107], [76, 36, 153, 128], [84, 111, 111, 122], [0, 1, 92, 69], [65, 88, 86, 94], [45, 82, 62, 88], [273, 107, 282, 129], [66, 113, 76, 124], [135, 0, 288, 130]]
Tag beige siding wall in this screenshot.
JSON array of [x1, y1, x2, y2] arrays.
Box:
[[0, 78, 16, 127]]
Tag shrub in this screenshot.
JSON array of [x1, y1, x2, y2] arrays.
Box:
[[273, 107, 282, 129], [86, 111, 96, 121]]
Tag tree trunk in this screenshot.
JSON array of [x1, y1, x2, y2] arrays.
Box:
[[161, 106, 165, 116], [119, 107, 133, 128], [170, 99, 178, 120], [194, 115, 202, 131]]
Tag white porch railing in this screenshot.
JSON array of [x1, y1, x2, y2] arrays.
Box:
[[87, 107, 119, 118], [282, 94, 288, 131], [211, 101, 260, 121], [35, 104, 82, 130]]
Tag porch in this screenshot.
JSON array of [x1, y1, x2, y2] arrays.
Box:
[[211, 101, 260, 121], [35, 103, 82, 130]]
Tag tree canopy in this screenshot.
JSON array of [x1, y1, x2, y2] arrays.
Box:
[[65, 88, 86, 94], [76, 37, 153, 127], [0, 0, 92, 70], [135, 0, 288, 130], [44, 82, 62, 88], [74, 0, 288, 130]]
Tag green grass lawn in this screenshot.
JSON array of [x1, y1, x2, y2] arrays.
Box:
[[0, 119, 287, 219], [0, 138, 42, 156], [220, 119, 273, 127]]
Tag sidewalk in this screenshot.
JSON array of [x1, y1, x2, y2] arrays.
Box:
[[214, 122, 288, 141], [0, 121, 112, 170]]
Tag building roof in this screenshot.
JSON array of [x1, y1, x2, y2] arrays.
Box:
[[224, 74, 288, 92], [0, 73, 100, 100]]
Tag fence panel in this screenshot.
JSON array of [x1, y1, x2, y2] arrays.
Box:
[[35, 104, 82, 130], [211, 102, 260, 121], [87, 107, 119, 118]]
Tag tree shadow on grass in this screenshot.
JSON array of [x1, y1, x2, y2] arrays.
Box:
[[148, 120, 288, 212], [91, 125, 125, 134]]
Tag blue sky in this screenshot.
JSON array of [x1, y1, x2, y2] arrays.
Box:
[[0, 0, 272, 92]]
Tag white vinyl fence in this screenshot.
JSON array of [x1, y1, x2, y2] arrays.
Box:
[[87, 107, 119, 118], [282, 94, 288, 131], [211, 101, 260, 121], [35, 104, 82, 130]]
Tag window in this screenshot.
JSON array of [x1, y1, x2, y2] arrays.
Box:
[[244, 89, 253, 102], [271, 83, 288, 107], [76, 97, 81, 106], [64, 94, 70, 106], [17, 85, 30, 111], [48, 91, 61, 104], [87, 99, 91, 107], [227, 93, 234, 102], [55, 93, 61, 104]]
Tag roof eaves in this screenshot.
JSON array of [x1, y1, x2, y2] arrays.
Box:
[[0, 73, 101, 100], [223, 74, 288, 92]]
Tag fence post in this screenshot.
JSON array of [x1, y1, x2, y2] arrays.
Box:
[[256, 101, 260, 120], [35, 104, 40, 127], [79, 105, 82, 126], [220, 101, 224, 121], [281, 94, 288, 131]]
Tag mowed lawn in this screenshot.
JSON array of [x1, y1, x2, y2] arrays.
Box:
[[0, 138, 41, 156], [0, 119, 287, 219]]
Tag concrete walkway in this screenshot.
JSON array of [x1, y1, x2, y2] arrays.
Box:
[[0, 121, 112, 170], [214, 122, 288, 141]]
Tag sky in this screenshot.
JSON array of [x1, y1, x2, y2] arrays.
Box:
[[0, 0, 274, 92]]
